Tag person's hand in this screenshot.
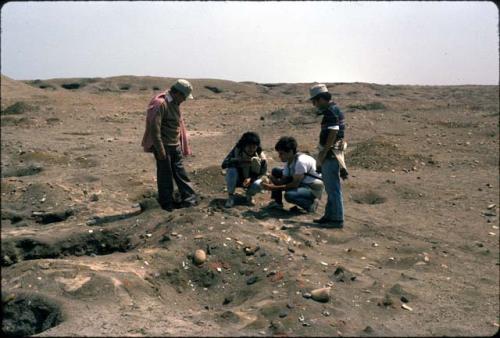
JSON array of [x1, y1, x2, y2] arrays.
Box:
[[242, 178, 252, 188], [260, 182, 272, 191], [157, 150, 167, 161]]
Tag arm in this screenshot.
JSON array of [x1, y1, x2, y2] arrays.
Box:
[[221, 148, 239, 169], [318, 129, 338, 165], [151, 106, 166, 160], [257, 159, 268, 179], [262, 174, 304, 191]]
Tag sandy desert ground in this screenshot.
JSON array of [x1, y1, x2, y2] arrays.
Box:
[[1, 75, 499, 336]]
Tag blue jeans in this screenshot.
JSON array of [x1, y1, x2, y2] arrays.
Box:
[[225, 167, 262, 196], [322, 157, 344, 221], [284, 187, 315, 210], [270, 167, 315, 210]]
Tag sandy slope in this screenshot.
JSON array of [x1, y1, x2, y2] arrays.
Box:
[[1, 75, 499, 336]]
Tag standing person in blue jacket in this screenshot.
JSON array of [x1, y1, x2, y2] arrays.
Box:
[[222, 132, 268, 208], [309, 83, 348, 228]]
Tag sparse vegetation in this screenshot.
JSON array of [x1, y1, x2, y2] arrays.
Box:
[[205, 85, 223, 94], [1, 101, 36, 115]]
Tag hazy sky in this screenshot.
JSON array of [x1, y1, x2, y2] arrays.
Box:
[[1, 1, 498, 85]]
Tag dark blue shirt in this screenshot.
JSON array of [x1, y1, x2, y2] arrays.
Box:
[[319, 103, 345, 146]]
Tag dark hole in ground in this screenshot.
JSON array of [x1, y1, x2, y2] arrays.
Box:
[[1, 292, 63, 337], [1, 230, 133, 266], [351, 191, 387, 205], [61, 83, 81, 90], [33, 209, 74, 224]]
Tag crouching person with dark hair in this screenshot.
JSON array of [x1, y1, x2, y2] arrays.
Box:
[[222, 132, 268, 208], [260, 136, 323, 213]]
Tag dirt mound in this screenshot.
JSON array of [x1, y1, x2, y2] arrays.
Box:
[[1, 75, 46, 99], [191, 166, 226, 195], [1, 164, 43, 178], [1, 101, 39, 116], [347, 137, 428, 170]]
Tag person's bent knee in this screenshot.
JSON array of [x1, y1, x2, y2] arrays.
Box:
[[284, 191, 295, 203]]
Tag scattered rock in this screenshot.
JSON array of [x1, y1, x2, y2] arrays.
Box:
[[246, 276, 258, 285], [363, 325, 375, 334], [302, 292, 312, 299], [219, 310, 239, 323], [3, 255, 14, 266], [310, 288, 330, 303], [139, 197, 160, 211], [380, 294, 393, 307], [193, 249, 207, 265], [222, 295, 233, 305], [332, 266, 356, 282], [269, 321, 286, 335], [244, 245, 260, 256], [400, 296, 409, 303], [278, 309, 288, 318], [401, 303, 413, 311]]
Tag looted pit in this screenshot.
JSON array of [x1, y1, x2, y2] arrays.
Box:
[[2, 292, 63, 337]]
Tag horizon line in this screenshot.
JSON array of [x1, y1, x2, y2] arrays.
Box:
[[1, 73, 498, 87]]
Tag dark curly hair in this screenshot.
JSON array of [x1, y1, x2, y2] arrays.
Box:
[[236, 132, 262, 154], [275, 136, 297, 154]]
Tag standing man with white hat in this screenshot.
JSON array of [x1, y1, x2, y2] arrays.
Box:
[[142, 79, 198, 211], [308, 83, 347, 228]]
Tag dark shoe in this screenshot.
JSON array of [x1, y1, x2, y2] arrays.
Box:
[[313, 217, 344, 228], [321, 221, 344, 229], [160, 204, 174, 212], [178, 200, 198, 208], [313, 217, 332, 224]]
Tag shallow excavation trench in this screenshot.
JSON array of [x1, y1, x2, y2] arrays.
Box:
[[1, 199, 160, 335], [1, 231, 134, 336], [1, 198, 160, 266]]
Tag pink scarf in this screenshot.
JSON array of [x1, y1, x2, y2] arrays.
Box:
[[143, 92, 192, 156]]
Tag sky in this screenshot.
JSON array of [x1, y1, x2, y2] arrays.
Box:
[[1, 1, 498, 85]]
